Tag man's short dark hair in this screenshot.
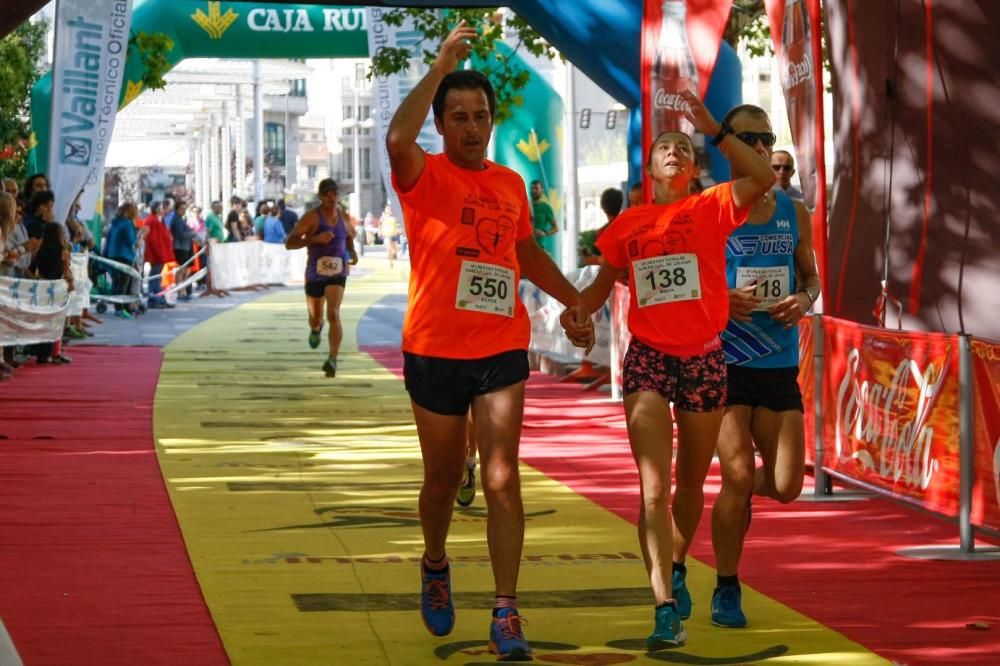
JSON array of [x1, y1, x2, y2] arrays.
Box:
[[600, 188, 624, 219], [277, 199, 287, 209], [530, 180, 542, 188], [432, 70, 496, 123], [722, 103, 769, 127], [318, 178, 338, 195]]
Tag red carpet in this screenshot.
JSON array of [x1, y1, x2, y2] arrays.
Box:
[[365, 346, 1000, 666], [0, 346, 227, 665]]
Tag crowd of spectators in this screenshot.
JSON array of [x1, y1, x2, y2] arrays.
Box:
[[0, 174, 317, 382]]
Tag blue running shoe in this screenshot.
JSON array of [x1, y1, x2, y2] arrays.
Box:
[[308, 327, 322, 349], [711, 585, 748, 628], [672, 568, 692, 620], [420, 565, 455, 636], [647, 602, 687, 651], [489, 608, 532, 661]]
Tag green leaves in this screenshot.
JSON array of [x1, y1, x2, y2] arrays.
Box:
[[0, 18, 47, 181], [128, 31, 175, 91], [367, 9, 560, 126]]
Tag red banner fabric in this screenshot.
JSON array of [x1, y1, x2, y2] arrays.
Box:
[[798, 316, 816, 460], [971, 338, 1000, 533], [764, 0, 828, 299], [821, 317, 960, 515], [641, 0, 732, 201]]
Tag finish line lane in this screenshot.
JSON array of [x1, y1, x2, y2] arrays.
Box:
[[153, 267, 884, 665]]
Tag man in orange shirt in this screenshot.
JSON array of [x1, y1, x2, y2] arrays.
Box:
[[386, 21, 592, 662]]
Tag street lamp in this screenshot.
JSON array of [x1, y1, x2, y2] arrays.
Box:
[[343, 64, 376, 222]]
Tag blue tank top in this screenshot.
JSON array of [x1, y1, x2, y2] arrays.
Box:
[[305, 208, 349, 282], [721, 191, 800, 368]]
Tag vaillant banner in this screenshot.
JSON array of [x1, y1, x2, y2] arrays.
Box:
[[365, 7, 442, 218], [48, 0, 133, 226]]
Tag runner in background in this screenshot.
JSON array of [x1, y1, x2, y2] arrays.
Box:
[[572, 89, 774, 651], [708, 104, 820, 628], [386, 21, 593, 662], [284, 179, 358, 377]]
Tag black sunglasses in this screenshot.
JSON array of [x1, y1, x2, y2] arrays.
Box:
[[319, 188, 338, 196], [735, 131, 777, 147], [771, 164, 794, 172]]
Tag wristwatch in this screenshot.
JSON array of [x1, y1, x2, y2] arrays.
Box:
[[710, 121, 734, 146], [799, 285, 820, 305]]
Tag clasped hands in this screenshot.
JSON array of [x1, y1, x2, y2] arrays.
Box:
[[559, 302, 595, 355]]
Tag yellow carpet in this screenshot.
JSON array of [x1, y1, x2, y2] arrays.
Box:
[[153, 265, 886, 665]]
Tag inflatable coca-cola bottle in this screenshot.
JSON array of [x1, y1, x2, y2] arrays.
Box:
[[782, 0, 817, 207], [650, 0, 698, 138]]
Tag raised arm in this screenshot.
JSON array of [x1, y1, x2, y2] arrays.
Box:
[[680, 89, 775, 208], [385, 21, 477, 192]]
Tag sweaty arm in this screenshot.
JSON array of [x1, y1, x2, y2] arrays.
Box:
[[516, 237, 581, 308], [386, 22, 477, 192]]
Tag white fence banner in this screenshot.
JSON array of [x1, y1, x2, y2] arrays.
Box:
[[208, 241, 307, 291], [68, 252, 91, 316], [48, 0, 133, 225], [0, 276, 71, 346], [366, 7, 443, 218], [520, 266, 612, 367]]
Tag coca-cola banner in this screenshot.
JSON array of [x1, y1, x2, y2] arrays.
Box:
[[764, 0, 827, 295], [641, 0, 733, 196], [822, 317, 960, 516], [971, 338, 1000, 533]]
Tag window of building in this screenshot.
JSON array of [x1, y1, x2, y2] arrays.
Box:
[[290, 78, 307, 97], [307, 165, 318, 178], [344, 147, 354, 179], [265, 122, 285, 166], [362, 148, 372, 180]]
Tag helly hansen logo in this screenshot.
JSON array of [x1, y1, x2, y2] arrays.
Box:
[[776, 219, 791, 229]]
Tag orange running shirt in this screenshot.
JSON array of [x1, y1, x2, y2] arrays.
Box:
[[392, 152, 534, 359], [596, 183, 749, 352]]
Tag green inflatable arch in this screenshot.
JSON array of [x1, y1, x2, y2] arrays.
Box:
[[30, 1, 564, 260]]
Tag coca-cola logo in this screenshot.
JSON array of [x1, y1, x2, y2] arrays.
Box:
[[782, 54, 813, 89], [653, 88, 689, 112], [834, 348, 946, 490]]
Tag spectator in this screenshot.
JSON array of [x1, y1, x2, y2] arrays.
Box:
[[277, 199, 298, 235], [238, 210, 255, 241], [143, 202, 175, 309], [28, 221, 74, 364], [169, 200, 196, 301], [0, 192, 18, 378], [23, 190, 55, 240], [105, 202, 139, 318], [253, 202, 270, 239], [578, 187, 623, 267], [262, 206, 286, 244]]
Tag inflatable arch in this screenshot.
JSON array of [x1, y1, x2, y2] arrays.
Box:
[[31, 1, 740, 191]]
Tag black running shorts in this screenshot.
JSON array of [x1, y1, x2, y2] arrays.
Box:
[[726, 364, 803, 412], [304, 276, 346, 298], [403, 349, 530, 416]]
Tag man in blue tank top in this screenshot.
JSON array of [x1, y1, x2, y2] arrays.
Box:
[[694, 105, 820, 628], [284, 178, 358, 377]]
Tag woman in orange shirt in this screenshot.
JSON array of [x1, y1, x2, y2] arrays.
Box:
[[572, 90, 774, 650]]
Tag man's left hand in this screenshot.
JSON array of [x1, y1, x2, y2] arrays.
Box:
[[768, 292, 810, 329]]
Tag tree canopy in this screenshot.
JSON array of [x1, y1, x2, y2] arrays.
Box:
[[0, 17, 46, 182]]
